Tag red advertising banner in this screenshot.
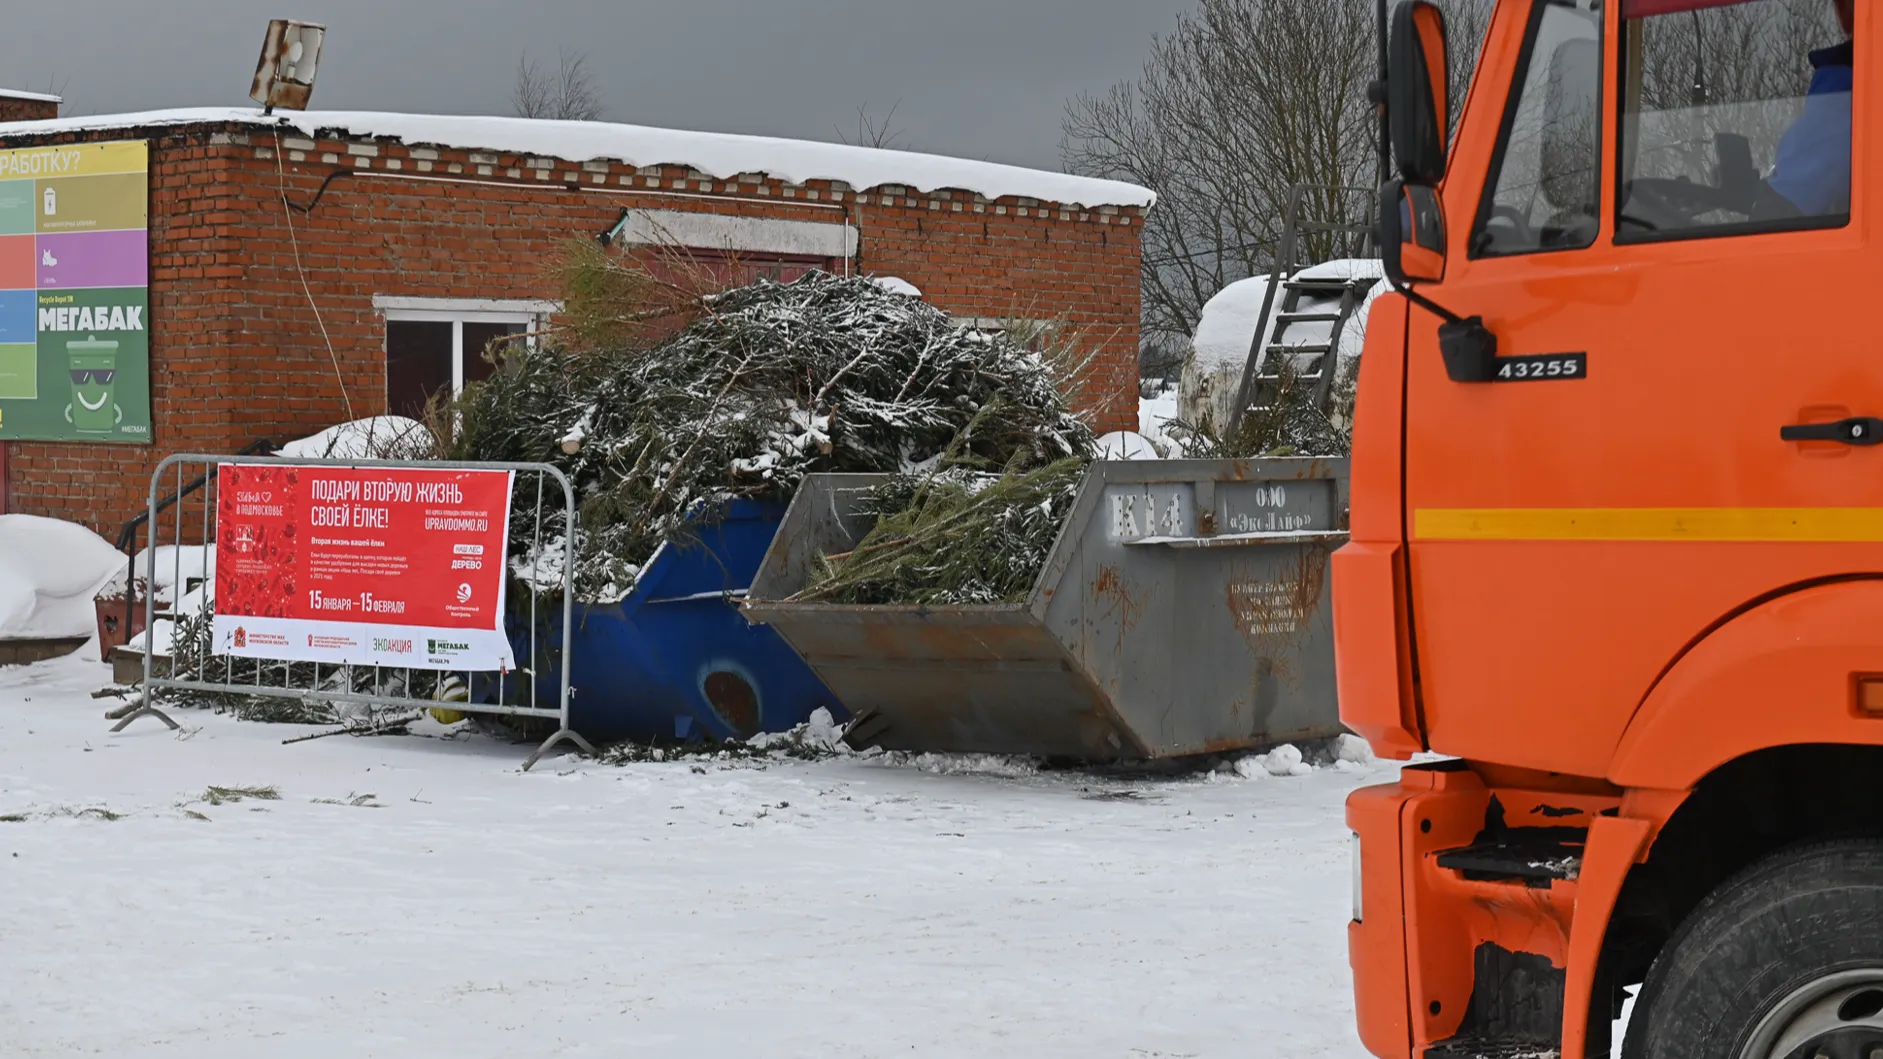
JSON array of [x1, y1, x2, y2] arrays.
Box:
[[212, 463, 516, 671]]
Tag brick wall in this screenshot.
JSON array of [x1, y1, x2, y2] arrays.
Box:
[[0, 96, 59, 123], [0, 120, 1144, 537]]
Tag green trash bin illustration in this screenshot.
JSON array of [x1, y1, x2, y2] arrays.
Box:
[[67, 336, 119, 434]]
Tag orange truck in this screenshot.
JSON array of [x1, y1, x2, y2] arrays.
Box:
[[1340, 0, 1881, 1057]]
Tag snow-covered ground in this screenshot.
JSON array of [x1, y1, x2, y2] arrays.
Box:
[[1, 649, 1386, 1059]]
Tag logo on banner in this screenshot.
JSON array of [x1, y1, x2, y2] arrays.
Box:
[[456, 583, 473, 603], [233, 627, 247, 649], [233, 525, 257, 554]]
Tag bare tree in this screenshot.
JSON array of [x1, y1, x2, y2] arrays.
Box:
[[512, 50, 604, 122], [835, 101, 909, 150], [1063, 0, 1492, 352]]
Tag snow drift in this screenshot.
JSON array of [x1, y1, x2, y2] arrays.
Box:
[[0, 515, 125, 640], [278, 417, 435, 460]]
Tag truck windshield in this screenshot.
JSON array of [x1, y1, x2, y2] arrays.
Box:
[[1619, 0, 1851, 240]]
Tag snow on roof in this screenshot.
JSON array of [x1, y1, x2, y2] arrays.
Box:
[[0, 107, 1156, 210], [0, 88, 62, 104]]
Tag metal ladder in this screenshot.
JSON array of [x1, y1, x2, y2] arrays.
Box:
[[1225, 184, 1379, 440]]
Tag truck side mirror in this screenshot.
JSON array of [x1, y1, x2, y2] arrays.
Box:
[[1380, 179, 1447, 286], [1390, 0, 1451, 184]]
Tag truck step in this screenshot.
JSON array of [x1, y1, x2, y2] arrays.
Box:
[[1435, 836, 1584, 885], [1425, 1035, 1560, 1059]]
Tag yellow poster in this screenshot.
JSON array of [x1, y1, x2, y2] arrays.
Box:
[[0, 138, 149, 443]]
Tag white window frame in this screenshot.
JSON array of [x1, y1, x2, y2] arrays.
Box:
[[374, 296, 559, 400]]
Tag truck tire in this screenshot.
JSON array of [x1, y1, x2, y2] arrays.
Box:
[[1623, 838, 1883, 1059]]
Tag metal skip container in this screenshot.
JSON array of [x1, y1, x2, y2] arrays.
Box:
[[741, 459, 1350, 760], [512, 499, 840, 744]]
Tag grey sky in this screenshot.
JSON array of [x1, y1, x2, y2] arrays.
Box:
[[0, 0, 1197, 172]]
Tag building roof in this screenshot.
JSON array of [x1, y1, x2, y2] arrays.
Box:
[[0, 88, 62, 103], [0, 107, 1156, 210]]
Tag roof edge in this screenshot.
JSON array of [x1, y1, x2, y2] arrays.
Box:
[[0, 107, 1156, 211]]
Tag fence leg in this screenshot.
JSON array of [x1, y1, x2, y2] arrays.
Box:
[[521, 727, 596, 771], [110, 702, 181, 733]]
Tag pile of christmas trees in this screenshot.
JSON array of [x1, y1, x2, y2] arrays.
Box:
[[445, 264, 1093, 602]]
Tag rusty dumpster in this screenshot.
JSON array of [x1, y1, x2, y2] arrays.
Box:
[[739, 458, 1349, 760]]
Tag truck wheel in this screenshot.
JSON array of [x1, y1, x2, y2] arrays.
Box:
[[1624, 839, 1883, 1059]]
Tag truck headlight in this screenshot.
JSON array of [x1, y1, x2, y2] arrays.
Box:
[[1351, 831, 1364, 923]]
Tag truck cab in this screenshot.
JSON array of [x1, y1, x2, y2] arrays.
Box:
[[1339, 1, 1883, 1057]]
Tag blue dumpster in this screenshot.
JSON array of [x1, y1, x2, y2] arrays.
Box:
[[507, 499, 842, 744]]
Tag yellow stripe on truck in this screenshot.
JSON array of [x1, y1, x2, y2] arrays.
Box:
[[1415, 508, 1883, 542]]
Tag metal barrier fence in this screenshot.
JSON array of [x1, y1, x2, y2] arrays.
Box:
[[111, 454, 594, 770]]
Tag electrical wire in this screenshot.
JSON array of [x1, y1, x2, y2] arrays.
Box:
[[272, 128, 355, 422]]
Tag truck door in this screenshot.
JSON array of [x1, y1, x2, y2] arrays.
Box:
[[1403, 0, 1874, 775]]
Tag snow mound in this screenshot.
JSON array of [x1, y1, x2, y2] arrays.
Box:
[[1230, 743, 1315, 779], [125, 577, 214, 659], [97, 544, 215, 603], [1190, 276, 1279, 374], [6, 108, 1156, 210], [1095, 431, 1162, 461], [279, 416, 435, 460], [747, 707, 847, 755], [0, 515, 125, 640], [869, 276, 923, 298], [1335, 733, 1374, 765]]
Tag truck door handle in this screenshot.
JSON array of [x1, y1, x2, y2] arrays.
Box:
[[1781, 417, 1883, 446]]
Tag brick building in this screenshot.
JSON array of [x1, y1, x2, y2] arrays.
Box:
[[0, 89, 61, 125], [0, 104, 1150, 536]]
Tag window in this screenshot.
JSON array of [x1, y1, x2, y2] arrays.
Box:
[[375, 298, 554, 421], [1473, 0, 1606, 257], [1618, 0, 1851, 241]]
